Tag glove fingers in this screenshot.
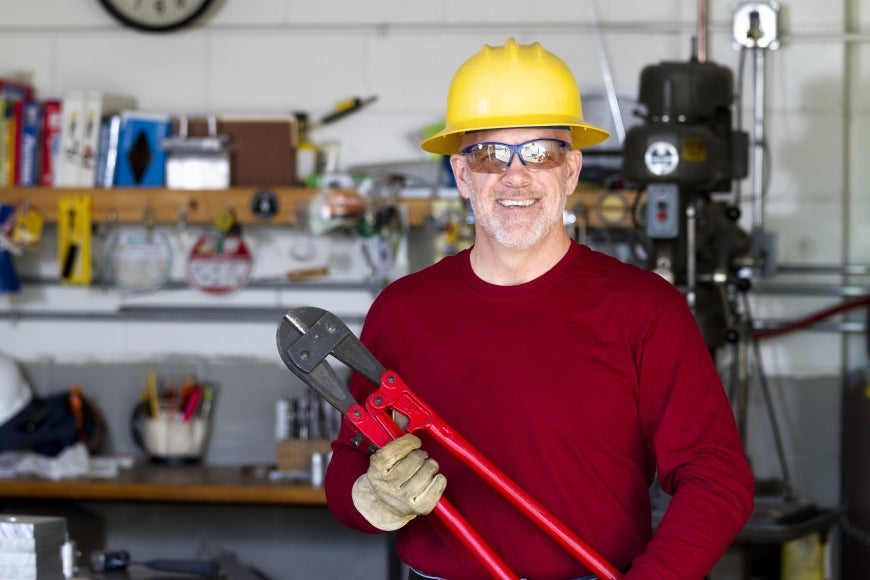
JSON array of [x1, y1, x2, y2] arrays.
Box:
[[374, 451, 438, 496], [411, 472, 447, 515], [371, 433, 422, 472], [373, 448, 427, 485], [377, 462, 446, 516], [352, 475, 416, 531]]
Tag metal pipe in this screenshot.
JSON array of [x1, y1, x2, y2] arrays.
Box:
[[752, 45, 767, 236], [751, 319, 866, 334], [752, 283, 870, 297], [586, 0, 625, 143], [0, 307, 366, 325], [17, 276, 381, 293], [686, 203, 697, 309], [775, 263, 870, 276], [697, 0, 708, 62]]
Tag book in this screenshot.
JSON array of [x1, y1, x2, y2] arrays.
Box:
[[15, 100, 41, 186], [55, 90, 86, 186], [0, 78, 33, 102], [114, 111, 171, 187], [39, 100, 62, 186], [0, 79, 33, 186], [1, 100, 20, 186], [80, 91, 137, 186], [94, 113, 122, 188]]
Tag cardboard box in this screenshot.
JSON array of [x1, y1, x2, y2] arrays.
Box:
[[185, 116, 297, 187], [276, 439, 332, 471]]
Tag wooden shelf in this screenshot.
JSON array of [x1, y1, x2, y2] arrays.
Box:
[[0, 463, 327, 506], [0, 186, 438, 228], [0, 186, 631, 229]]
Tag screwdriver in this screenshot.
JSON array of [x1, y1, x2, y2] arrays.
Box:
[[314, 96, 378, 127], [90, 549, 220, 578]]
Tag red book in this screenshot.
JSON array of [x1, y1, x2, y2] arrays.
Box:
[[8, 100, 23, 185], [40, 100, 62, 186], [0, 78, 33, 102]]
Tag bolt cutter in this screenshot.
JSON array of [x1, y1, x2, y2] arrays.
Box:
[[276, 306, 621, 580]]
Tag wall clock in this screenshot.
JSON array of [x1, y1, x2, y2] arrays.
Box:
[[98, 0, 215, 32]]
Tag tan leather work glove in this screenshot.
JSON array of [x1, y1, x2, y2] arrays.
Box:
[[352, 433, 447, 531]]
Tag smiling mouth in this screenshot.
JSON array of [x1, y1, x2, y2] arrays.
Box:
[[498, 198, 535, 208]]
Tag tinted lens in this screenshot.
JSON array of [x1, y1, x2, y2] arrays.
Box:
[[462, 139, 569, 173]]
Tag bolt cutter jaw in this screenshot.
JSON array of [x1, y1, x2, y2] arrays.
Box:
[[276, 306, 384, 417]]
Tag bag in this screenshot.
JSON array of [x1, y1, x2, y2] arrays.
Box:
[[0, 386, 106, 457]]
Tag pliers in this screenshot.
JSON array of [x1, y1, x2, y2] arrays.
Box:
[[276, 306, 622, 580]]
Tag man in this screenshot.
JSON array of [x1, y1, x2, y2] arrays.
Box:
[[324, 38, 754, 580]]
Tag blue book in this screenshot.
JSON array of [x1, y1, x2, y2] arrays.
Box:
[[94, 114, 122, 188], [17, 101, 41, 186], [114, 111, 171, 187]]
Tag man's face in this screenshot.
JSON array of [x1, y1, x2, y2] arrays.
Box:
[[450, 128, 582, 251]]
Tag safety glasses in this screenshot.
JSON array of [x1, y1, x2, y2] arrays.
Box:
[[460, 139, 571, 173]]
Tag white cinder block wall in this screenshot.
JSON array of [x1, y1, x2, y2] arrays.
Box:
[[1, 1, 868, 578]]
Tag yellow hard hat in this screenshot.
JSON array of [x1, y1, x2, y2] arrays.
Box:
[[421, 38, 610, 155]]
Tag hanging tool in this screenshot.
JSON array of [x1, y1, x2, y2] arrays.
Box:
[[104, 204, 173, 294], [313, 96, 378, 129], [57, 194, 92, 285], [185, 205, 253, 295], [276, 307, 621, 580], [89, 549, 220, 578]]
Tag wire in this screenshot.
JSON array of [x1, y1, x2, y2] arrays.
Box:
[[741, 292, 795, 498], [752, 295, 870, 340]]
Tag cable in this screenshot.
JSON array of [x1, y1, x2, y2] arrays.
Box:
[[740, 291, 795, 498], [752, 295, 870, 340]]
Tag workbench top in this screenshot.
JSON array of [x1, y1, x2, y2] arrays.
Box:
[[0, 463, 326, 506]]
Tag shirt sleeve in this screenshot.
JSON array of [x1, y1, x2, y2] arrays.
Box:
[[323, 304, 389, 535], [627, 292, 755, 579]]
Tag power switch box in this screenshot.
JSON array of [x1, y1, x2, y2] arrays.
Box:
[[646, 183, 680, 239]]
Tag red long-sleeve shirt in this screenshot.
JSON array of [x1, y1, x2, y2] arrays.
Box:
[[325, 242, 754, 579]]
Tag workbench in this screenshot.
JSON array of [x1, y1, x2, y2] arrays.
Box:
[[0, 464, 403, 580], [0, 464, 326, 506]]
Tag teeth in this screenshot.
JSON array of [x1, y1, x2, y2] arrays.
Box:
[[498, 199, 534, 207]]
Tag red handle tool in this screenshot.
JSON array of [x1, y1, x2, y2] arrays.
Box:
[[352, 370, 622, 580], [277, 307, 622, 580]]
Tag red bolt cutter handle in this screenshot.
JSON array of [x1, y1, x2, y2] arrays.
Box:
[[348, 371, 622, 580], [348, 396, 518, 579]]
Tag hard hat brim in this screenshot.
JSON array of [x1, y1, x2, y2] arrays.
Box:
[[421, 121, 611, 155]]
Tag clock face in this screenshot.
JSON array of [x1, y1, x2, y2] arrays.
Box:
[[98, 0, 214, 32]]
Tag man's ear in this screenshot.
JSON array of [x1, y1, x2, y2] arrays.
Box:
[[565, 150, 583, 191], [450, 154, 471, 199]]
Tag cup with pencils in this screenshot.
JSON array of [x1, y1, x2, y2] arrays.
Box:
[[131, 371, 215, 464]]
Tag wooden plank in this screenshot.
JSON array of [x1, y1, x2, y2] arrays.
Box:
[[0, 187, 318, 226], [0, 464, 327, 506], [0, 186, 637, 229]]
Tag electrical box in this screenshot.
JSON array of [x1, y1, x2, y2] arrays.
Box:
[[645, 184, 680, 239], [732, 1, 780, 50]]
